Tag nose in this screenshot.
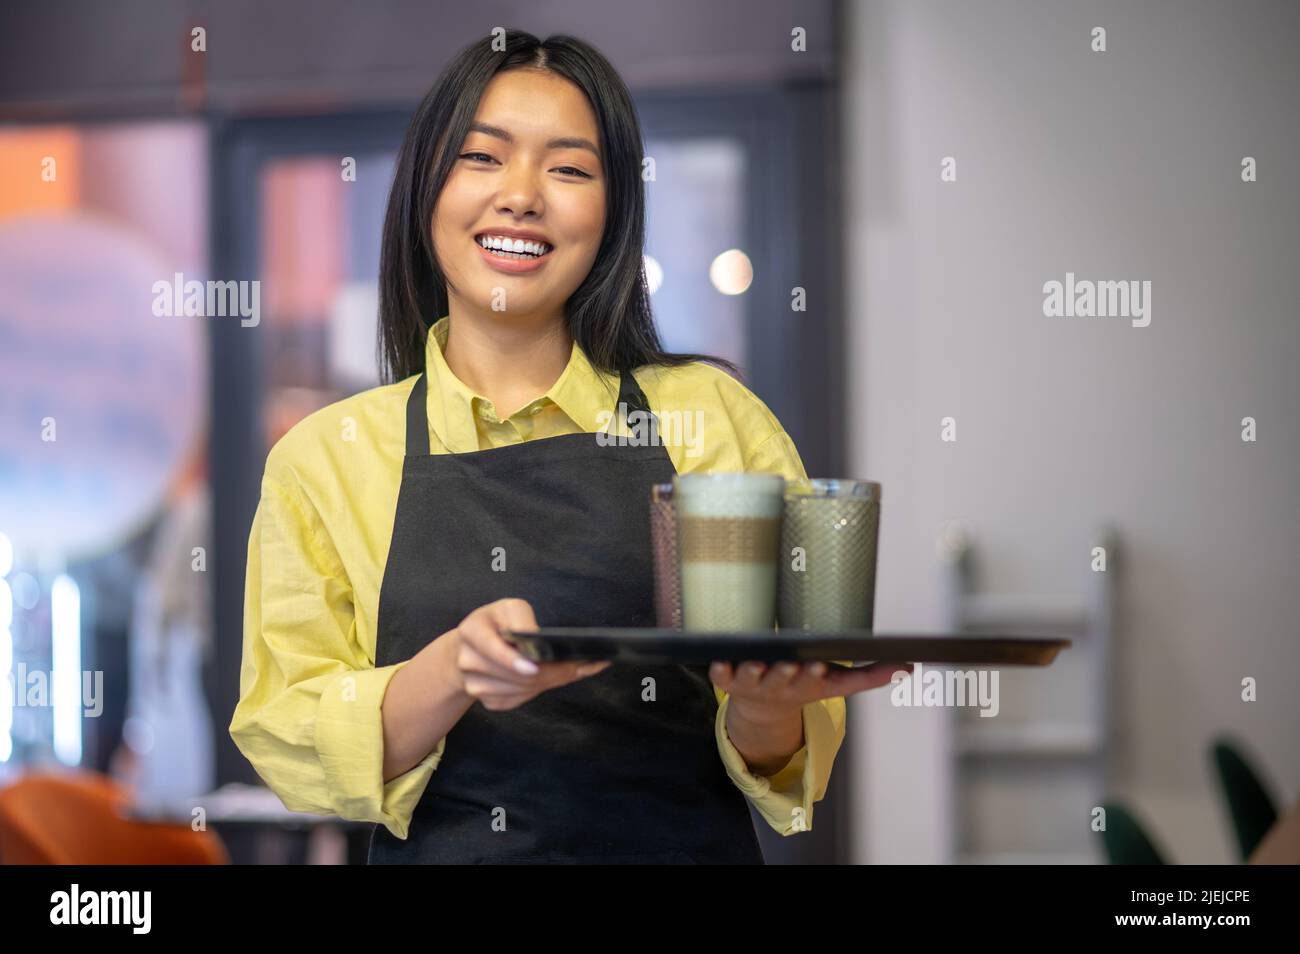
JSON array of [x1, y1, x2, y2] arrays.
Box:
[[494, 159, 544, 219]]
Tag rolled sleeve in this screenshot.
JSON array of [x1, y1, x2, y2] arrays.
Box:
[[714, 692, 848, 835], [229, 471, 442, 841], [315, 662, 445, 840]]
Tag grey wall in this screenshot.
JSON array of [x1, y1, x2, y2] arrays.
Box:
[[845, 0, 1299, 863]]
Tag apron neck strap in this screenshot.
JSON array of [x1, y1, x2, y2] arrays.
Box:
[[405, 371, 431, 456]]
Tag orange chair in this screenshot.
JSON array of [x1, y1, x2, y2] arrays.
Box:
[[0, 771, 228, 864]]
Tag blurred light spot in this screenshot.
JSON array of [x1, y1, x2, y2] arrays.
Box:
[[644, 254, 663, 296], [936, 518, 976, 558], [0, 532, 11, 577], [51, 573, 81, 766], [709, 249, 753, 296], [11, 572, 38, 610]]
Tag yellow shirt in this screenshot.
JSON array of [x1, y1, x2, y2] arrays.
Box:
[[230, 315, 846, 842]]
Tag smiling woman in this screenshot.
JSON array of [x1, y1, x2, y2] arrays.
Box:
[[376, 33, 737, 388], [230, 29, 870, 867], [431, 70, 603, 321]]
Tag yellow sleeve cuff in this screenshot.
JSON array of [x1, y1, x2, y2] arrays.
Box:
[[314, 660, 445, 840], [714, 693, 847, 836]]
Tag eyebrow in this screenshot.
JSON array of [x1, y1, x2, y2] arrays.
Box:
[[467, 121, 600, 157]]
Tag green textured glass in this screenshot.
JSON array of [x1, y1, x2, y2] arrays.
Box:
[[778, 479, 881, 631]]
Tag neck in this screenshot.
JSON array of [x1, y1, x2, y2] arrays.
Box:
[[440, 301, 573, 417]]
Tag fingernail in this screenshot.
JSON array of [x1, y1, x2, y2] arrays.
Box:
[[514, 657, 539, 675]]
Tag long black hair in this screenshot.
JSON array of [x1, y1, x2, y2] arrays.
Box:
[[377, 29, 741, 384]]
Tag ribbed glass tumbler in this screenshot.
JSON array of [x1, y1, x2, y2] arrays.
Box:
[[648, 482, 682, 630], [778, 479, 881, 631]]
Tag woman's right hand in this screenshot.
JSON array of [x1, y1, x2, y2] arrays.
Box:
[[450, 598, 611, 711]]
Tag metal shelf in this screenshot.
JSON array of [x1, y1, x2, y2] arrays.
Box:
[[958, 593, 1088, 632], [941, 526, 1117, 864], [956, 722, 1102, 758]]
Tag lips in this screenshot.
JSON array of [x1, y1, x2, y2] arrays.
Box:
[[474, 232, 553, 254], [474, 235, 552, 274]]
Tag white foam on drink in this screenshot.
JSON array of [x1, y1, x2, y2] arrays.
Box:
[[673, 473, 785, 518]]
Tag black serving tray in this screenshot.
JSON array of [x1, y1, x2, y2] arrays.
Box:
[[501, 628, 1070, 668]]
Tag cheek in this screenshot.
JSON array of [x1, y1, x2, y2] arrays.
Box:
[[430, 198, 479, 278], [431, 173, 480, 239], [557, 192, 606, 259], [429, 218, 460, 281]]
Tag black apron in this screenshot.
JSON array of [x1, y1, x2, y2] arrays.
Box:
[[366, 364, 765, 864]]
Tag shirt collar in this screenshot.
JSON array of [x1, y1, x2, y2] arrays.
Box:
[[423, 315, 623, 452]]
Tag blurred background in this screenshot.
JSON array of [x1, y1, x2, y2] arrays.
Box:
[[0, 0, 1295, 864]]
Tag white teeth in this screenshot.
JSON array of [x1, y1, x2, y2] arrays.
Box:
[[477, 235, 551, 256]]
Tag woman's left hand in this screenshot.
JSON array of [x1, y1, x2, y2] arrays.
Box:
[[709, 660, 912, 721]]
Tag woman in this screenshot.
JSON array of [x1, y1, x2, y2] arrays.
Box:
[[230, 30, 905, 865], [117, 441, 214, 810]]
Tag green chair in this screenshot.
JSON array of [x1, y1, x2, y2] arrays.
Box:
[[1211, 737, 1279, 861], [1100, 801, 1168, 865]]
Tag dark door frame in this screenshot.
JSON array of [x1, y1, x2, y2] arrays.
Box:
[[209, 83, 846, 862], [206, 110, 412, 795]]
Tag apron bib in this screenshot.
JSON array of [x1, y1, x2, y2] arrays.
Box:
[[367, 365, 765, 864]]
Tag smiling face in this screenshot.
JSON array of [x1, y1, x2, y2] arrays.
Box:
[[431, 68, 607, 325]]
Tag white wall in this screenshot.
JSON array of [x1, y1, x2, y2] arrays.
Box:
[[844, 0, 1300, 864]]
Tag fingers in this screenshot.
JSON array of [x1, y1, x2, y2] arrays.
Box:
[[710, 661, 804, 692], [757, 661, 801, 694], [736, 661, 769, 693], [708, 659, 912, 704], [708, 662, 733, 690], [827, 661, 913, 693], [458, 599, 540, 681], [487, 600, 614, 685], [495, 596, 539, 635], [788, 661, 829, 696], [711, 659, 822, 693], [455, 599, 615, 710], [462, 672, 536, 710]]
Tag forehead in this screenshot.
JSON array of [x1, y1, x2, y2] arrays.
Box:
[[472, 69, 600, 141]]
